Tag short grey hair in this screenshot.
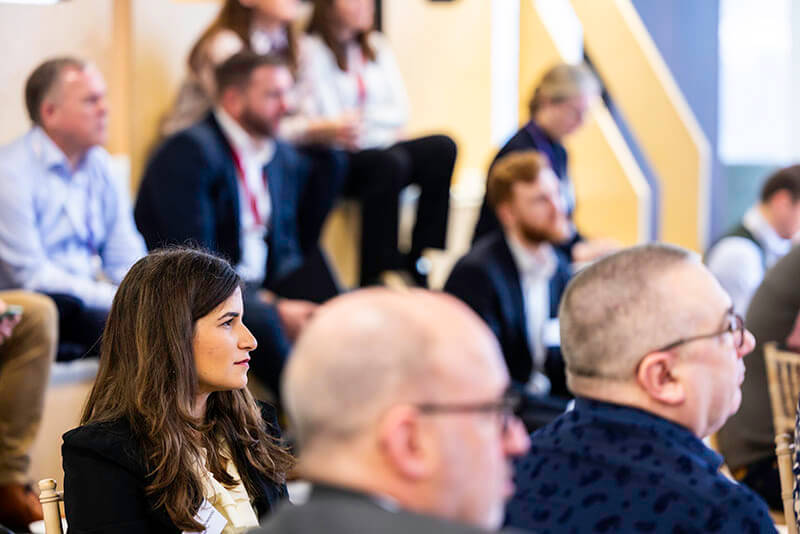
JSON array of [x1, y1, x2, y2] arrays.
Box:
[[560, 243, 697, 387]]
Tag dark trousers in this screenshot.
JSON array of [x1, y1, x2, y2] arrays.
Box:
[[345, 135, 456, 284], [47, 294, 107, 361], [242, 284, 291, 403], [296, 146, 349, 252]]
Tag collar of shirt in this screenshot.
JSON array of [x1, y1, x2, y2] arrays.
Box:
[[251, 25, 289, 55], [743, 204, 792, 259], [506, 233, 557, 281], [29, 126, 97, 177], [214, 108, 275, 166], [572, 397, 723, 470]]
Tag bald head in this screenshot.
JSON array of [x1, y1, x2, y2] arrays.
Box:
[[560, 243, 699, 389], [282, 289, 505, 453]]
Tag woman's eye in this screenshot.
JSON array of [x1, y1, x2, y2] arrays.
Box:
[[221, 319, 234, 328]]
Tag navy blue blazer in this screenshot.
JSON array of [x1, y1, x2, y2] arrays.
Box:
[[472, 120, 575, 250], [444, 231, 571, 397], [135, 113, 307, 287]]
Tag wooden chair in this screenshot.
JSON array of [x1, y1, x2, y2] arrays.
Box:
[[765, 342, 800, 534], [37, 478, 64, 534]]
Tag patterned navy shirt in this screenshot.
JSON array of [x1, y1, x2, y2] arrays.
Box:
[[505, 398, 776, 534]]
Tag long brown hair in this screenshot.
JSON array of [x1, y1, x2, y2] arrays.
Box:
[[307, 0, 376, 71], [188, 0, 300, 74], [81, 247, 294, 531]]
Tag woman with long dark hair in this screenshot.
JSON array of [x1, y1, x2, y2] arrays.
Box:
[[62, 248, 293, 533], [298, 0, 457, 286]]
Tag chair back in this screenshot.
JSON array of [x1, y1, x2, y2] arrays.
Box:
[[765, 342, 800, 436], [37, 478, 64, 534], [776, 433, 799, 534]]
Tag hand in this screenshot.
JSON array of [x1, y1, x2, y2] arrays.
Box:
[[0, 299, 21, 345], [309, 113, 362, 150], [275, 298, 317, 341], [571, 238, 622, 264]]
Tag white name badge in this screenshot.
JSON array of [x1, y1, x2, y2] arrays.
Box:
[[542, 318, 561, 348], [184, 499, 227, 534]]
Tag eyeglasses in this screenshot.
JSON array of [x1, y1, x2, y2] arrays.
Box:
[[652, 309, 745, 353], [415, 387, 522, 434], [568, 308, 745, 380]]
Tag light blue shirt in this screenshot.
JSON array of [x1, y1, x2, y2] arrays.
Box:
[[0, 127, 146, 309]]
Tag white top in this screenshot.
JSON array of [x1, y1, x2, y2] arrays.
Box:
[[506, 234, 558, 395], [214, 109, 275, 285], [198, 447, 259, 534], [292, 32, 409, 149], [706, 205, 793, 315]]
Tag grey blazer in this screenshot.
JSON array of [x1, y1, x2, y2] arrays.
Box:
[[253, 483, 530, 534]]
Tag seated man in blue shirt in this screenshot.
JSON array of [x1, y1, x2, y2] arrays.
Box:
[[0, 58, 146, 358], [506, 243, 777, 533]]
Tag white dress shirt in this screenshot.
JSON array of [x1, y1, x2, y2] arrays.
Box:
[[293, 32, 410, 149], [706, 205, 792, 315], [506, 234, 558, 394], [215, 109, 275, 285]]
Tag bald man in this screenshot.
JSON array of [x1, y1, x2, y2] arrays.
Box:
[[254, 289, 530, 533], [506, 243, 777, 533]]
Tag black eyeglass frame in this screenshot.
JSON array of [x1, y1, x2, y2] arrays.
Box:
[[415, 387, 523, 432], [568, 308, 746, 380], [651, 309, 745, 354]]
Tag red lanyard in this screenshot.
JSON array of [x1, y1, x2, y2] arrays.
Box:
[[352, 50, 367, 108], [230, 148, 267, 228]]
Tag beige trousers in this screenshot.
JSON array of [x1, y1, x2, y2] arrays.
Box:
[[0, 291, 57, 485]]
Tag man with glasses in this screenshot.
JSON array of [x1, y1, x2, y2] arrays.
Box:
[[506, 243, 777, 533], [719, 244, 800, 512], [254, 288, 530, 533]]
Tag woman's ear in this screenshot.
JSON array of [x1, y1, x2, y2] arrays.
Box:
[[636, 351, 686, 405], [377, 405, 432, 481]]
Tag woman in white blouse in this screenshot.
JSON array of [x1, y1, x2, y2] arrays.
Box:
[[298, 0, 457, 286], [161, 0, 303, 137]]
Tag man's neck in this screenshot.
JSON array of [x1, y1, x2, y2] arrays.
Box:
[[506, 228, 547, 255], [44, 129, 88, 171], [757, 202, 781, 235], [531, 110, 562, 141], [216, 107, 272, 152]]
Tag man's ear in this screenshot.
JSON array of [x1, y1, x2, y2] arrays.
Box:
[[219, 86, 244, 119], [635, 351, 686, 405], [377, 405, 432, 481], [495, 201, 514, 229], [39, 96, 58, 129]]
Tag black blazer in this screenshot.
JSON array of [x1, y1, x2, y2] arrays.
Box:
[[444, 231, 572, 397], [135, 113, 307, 287], [62, 404, 287, 534]]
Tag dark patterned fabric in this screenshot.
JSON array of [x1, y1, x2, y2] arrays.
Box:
[[506, 398, 777, 534]]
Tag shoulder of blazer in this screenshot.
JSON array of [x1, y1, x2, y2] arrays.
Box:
[[62, 419, 146, 475]]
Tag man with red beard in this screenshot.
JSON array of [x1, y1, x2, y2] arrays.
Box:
[[445, 150, 572, 421]]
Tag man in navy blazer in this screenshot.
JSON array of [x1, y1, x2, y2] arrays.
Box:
[[135, 52, 331, 399], [445, 150, 572, 422]]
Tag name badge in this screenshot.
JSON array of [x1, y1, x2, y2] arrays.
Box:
[[183, 499, 227, 534]]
